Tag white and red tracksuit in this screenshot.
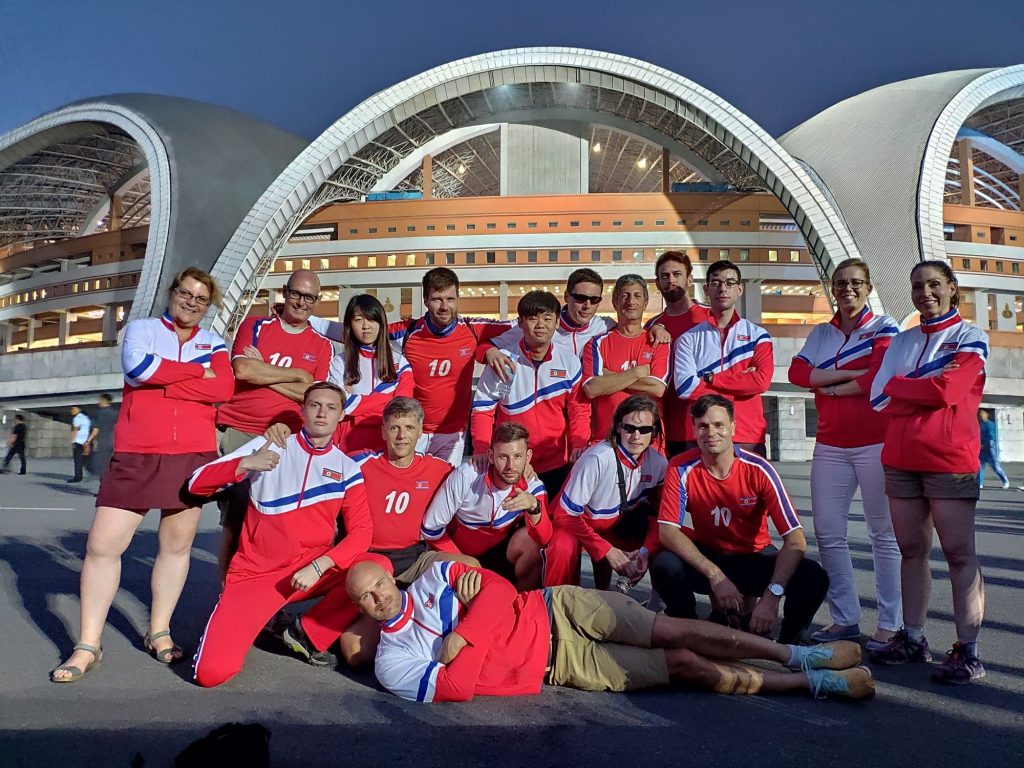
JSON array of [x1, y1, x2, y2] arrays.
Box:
[[216, 312, 332, 434], [375, 561, 550, 702], [672, 312, 774, 444], [117, 313, 234, 454], [477, 309, 616, 361], [420, 463, 551, 557], [582, 329, 670, 441], [328, 346, 414, 453], [645, 304, 711, 445], [870, 309, 988, 473], [544, 441, 667, 586], [788, 306, 898, 448], [471, 340, 589, 473], [189, 430, 371, 687], [658, 447, 801, 554]]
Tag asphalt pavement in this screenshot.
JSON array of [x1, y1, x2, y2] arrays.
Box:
[[1, 459, 1022, 768]]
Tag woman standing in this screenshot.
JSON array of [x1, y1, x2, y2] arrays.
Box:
[[788, 258, 902, 649], [869, 261, 988, 684], [328, 294, 413, 454], [51, 267, 234, 682]]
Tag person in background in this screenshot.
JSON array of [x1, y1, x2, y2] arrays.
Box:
[[85, 394, 117, 479], [977, 409, 1010, 490], [68, 405, 91, 483], [2, 414, 27, 475]]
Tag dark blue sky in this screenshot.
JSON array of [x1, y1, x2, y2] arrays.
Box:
[[2, 0, 1022, 140]]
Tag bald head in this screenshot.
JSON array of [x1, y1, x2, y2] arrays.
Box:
[[281, 269, 321, 326], [346, 560, 402, 621]]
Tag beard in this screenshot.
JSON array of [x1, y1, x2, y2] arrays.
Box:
[[662, 286, 685, 303]]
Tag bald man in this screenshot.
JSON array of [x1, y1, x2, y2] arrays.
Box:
[[346, 560, 875, 703], [215, 269, 334, 577]]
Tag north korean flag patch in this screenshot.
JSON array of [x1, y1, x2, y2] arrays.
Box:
[[425, 593, 435, 609], [302, 353, 318, 362], [415, 480, 430, 490], [459, 347, 472, 357], [322, 468, 342, 481], [641, 474, 652, 482], [736, 334, 750, 342], [939, 342, 958, 351], [859, 332, 875, 340], [195, 343, 211, 350], [550, 369, 567, 378]]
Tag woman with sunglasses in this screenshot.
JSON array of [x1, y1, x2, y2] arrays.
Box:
[[51, 267, 235, 682], [788, 258, 902, 650], [542, 395, 667, 589], [869, 261, 988, 684], [329, 294, 413, 454]]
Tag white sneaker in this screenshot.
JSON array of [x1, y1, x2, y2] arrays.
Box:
[[1002, 481, 1011, 489]]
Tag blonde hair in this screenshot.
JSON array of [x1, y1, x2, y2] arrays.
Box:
[[169, 266, 224, 310]]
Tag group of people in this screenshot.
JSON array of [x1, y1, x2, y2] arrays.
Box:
[[47, 250, 991, 700]]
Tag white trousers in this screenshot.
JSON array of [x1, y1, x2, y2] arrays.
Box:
[[415, 431, 466, 467], [810, 442, 902, 631]]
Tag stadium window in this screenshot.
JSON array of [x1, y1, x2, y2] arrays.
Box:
[[570, 250, 580, 262], [548, 221, 559, 228], [962, 259, 970, 269], [739, 249, 750, 261], [406, 254, 416, 266], [1011, 235, 1018, 241], [368, 228, 377, 234], [486, 251, 496, 264], [426, 224, 436, 231], [528, 222, 538, 229], [980, 260, 988, 271], [320, 259, 330, 270], [591, 220, 601, 227], [719, 249, 729, 260], [466, 252, 476, 264], [591, 250, 601, 262], [633, 250, 643, 262], [976, 231, 986, 238], [768, 249, 779, 262], [612, 250, 622, 262], [570, 221, 580, 228], [466, 223, 476, 230], [446, 224, 456, 231], [348, 228, 358, 235], [740, 220, 751, 226], [790, 250, 800, 262], [612, 220, 622, 227], [655, 220, 665, 226], [349, 257, 359, 268], [283, 260, 293, 272], [367, 257, 377, 267], [699, 248, 708, 261], [94, 280, 101, 290], [677, 219, 686, 226], [996, 261, 1004, 273], [407, 226, 416, 232], [633, 220, 644, 226], [486, 223, 496, 230], [387, 254, 397, 267], [387, 227, 396, 233], [720, 220, 730, 226], [445, 252, 455, 265], [528, 251, 538, 263], [698, 219, 709, 226], [506, 251, 517, 263], [1013, 262, 1020, 274], [426, 253, 435, 265], [301, 259, 311, 270], [548, 250, 558, 262], [507, 222, 517, 229]]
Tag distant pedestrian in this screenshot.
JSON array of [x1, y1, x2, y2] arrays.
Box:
[[85, 394, 117, 478], [68, 406, 90, 483], [977, 410, 1009, 490], [2, 414, 27, 475]]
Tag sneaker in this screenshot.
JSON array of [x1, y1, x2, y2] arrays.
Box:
[[864, 634, 896, 653], [932, 643, 985, 685], [282, 617, 337, 668], [869, 628, 931, 665], [806, 666, 876, 700], [1002, 481, 1011, 490], [810, 624, 861, 643], [792, 640, 862, 672]]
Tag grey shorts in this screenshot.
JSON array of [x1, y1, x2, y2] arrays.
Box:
[[884, 466, 979, 500]]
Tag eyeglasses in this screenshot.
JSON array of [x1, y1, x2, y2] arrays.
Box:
[[284, 286, 320, 304], [172, 288, 211, 306], [706, 279, 741, 289], [619, 424, 656, 435], [568, 292, 602, 306], [832, 279, 868, 291]]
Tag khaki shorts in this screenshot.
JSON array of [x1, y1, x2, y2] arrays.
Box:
[[217, 426, 260, 527], [395, 550, 446, 585], [545, 586, 669, 692], [884, 466, 979, 500]]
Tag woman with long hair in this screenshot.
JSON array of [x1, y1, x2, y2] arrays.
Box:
[[869, 261, 988, 684], [51, 267, 234, 682], [788, 258, 902, 649], [329, 294, 413, 454]]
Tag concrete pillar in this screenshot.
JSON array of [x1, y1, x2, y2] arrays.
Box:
[[109, 193, 124, 231], [58, 310, 70, 346], [958, 139, 975, 207], [0, 321, 11, 353], [970, 289, 989, 329], [768, 396, 812, 462], [742, 280, 762, 323], [661, 147, 671, 195], [993, 293, 1019, 332], [58, 258, 73, 272], [498, 281, 509, 320], [102, 304, 118, 342], [992, 405, 1024, 463], [25, 317, 36, 348], [337, 288, 356, 321], [501, 122, 587, 195], [422, 155, 433, 199]]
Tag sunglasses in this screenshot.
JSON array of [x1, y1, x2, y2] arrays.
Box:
[[568, 292, 602, 306], [619, 424, 655, 435]]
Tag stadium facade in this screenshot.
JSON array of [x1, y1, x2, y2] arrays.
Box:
[[1, 48, 1021, 459]]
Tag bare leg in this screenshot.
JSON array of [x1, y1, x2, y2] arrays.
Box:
[[888, 497, 934, 629], [506, 528, 542, 590], [51, 506, 144, 680], [931, 498, 984, 643], [651, 613, 791, 665], [339, 613, 381, 667], [665, 648, 808, 694], [148, 506, 202, 657]]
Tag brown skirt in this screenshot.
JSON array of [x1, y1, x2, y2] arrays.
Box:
[[96, 451, 219, 512]]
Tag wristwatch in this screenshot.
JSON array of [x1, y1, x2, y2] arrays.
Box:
[[701, 371, 715, 385], [767, 582, 786, 598]]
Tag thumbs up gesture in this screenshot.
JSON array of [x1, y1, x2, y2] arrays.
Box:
[[238, 439, 281, 473]]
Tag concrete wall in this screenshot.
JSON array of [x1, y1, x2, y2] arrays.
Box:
[[501, 122, 587, 196], [2, 410, 72, 459]]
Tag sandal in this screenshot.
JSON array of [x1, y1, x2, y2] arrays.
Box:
[[50, 643, 102, 683], [144, 630, 184, 664]]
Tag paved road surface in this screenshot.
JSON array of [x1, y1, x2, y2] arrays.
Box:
[[1, 459, 1022, 767]]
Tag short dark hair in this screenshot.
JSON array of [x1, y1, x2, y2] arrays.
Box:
[[517, 290, 561, 319], [566, 268, 603, 293], [655, 250, 692, 276], [706, 260, 741, 282], [690, 394, 734, 422], [613, 274, 649, 302], [609, 395, 662, 442], [99, 393, 112, 405], [14, 414, 25, 423], [911, 260, 960, 309], [492, 421, 529, 447], [422, 267, 459, 296], [383, 396, 424, 424], [302, 381, 345, 404]]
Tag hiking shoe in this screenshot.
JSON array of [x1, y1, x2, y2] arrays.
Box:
[[869, 629, 931, 665], [792, 641, 862, 672], [282, 617, 337, 668], [810, 624, 861, 643], [806, 666, 876, 700], [932, 643, 985, 685]]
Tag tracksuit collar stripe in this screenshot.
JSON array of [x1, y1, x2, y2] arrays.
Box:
[[614, 441, 643, 469], [297, 428, 333, 456], [830, 304, 873, 330], [424, 314, 459, 337], [518, 338, 554, 363], [920, 308, 961, 333], [485, 467, 529, 493], [161, 312, 200, 341], [704, 309, 742, 331], [559, 308, 589, 332], [358, 344, 376, 358], [380, 591, 413, 632]]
